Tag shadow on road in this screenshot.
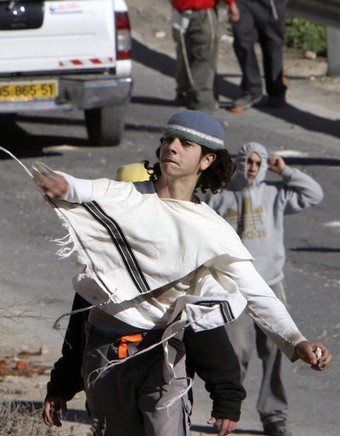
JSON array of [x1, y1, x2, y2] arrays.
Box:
[[3, 400, 267, 434], [17, 113, 84, 127], [132, 38, 340, 140], [131, 95, 177, 107], [191, 424, 264, 434], [125, 119, 164, 135], [290, 247, 340, 253], [256, 103, 340, 140], [132, 38, 176, 78], [283, 156, 340, 166], [233, 430, 264, 435], [0, 115, 88, 159]]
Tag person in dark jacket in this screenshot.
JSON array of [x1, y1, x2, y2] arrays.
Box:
[[45, 293, 246, 431], [43, 159, 246, 436]]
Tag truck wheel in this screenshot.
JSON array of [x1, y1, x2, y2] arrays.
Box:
[[85, 104, 126, 146]]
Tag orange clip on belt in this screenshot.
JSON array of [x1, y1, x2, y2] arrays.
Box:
[[118, 333, 143, 358]]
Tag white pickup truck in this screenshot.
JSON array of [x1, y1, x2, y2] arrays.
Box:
[[0, 0, 133, 146]]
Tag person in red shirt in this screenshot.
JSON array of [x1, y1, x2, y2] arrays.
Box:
[[171, 0, 239, 113]]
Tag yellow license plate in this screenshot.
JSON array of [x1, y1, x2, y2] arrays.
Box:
[[0, 80, 58, 101]]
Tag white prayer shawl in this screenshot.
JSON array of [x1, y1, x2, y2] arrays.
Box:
[[49, 178, 306, 362], [0, 150, 306, 396], [50, 179, 251, 326]]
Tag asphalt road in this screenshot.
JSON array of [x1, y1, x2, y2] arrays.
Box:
[[0, 29, 339, 436]]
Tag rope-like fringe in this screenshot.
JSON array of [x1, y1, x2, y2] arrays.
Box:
[[52, 299, 113, 332], [154, 377, 193, 410], [53, 233, 76, 258], [0, 146, 33, 178]]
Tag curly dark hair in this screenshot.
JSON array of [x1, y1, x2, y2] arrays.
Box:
[[143, 139, 236, 194]]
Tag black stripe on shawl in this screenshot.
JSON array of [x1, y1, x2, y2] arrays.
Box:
[[201, 301, 235, 324], [219, 301, 235, 324], [82, 201, 150, 294]]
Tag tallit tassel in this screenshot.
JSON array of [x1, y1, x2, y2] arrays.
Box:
[[53, 233, 76, 258]]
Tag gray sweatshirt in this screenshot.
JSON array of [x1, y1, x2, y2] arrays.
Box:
[[204, 142, 324, 286]]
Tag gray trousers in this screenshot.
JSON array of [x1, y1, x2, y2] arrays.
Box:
[[81, 324, 191, 436], [226, 281, 288, 425], [172, 8, 218, 112]]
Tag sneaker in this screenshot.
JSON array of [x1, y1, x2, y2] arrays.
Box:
[[267, 95, 287, 108], [230, 94, 263, 113], [263, 421, 292, 436]]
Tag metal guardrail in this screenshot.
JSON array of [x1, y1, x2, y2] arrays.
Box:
[[286, 0, 340, 28]]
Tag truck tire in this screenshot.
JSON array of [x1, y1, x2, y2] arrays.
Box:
[[85, 104, 126, 146]]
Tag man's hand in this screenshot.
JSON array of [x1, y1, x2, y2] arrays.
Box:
[[267, 155, 286, 174], [42, 397, 67, 427], [228, 2, 240, 23], [207, 416, 238, 435], [295, 341, 332, 371], [32, 162, 68, 198]]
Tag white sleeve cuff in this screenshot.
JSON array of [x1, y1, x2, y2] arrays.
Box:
[[56, 171, 93, 203]]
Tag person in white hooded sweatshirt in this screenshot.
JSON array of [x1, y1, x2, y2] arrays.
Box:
[[204, 142, 324, 436]]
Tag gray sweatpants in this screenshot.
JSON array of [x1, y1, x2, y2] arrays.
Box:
[[172, 8, 219, 112], [81, 323, 191, 436], [226, 281, 288, 425]]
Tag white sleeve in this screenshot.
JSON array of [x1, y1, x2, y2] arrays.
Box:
[[56, 171, 93, 203], [213, 260, 307, 360]]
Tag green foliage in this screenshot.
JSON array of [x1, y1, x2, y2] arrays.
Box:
[[285, 17, 327, 55]]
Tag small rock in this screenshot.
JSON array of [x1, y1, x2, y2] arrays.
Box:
[[304, 50, 317, 60], [15, 360, 28, 370], [0, 360, 8, 375], [155, 31, 166, 39], [40, 344, 49, 355], [220, 34, 234, 44]]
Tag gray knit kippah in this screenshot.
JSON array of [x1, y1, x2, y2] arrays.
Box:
[[164, 110, 225, 150]]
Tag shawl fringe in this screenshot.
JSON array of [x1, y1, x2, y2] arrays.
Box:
[[53, 232, 76, 259]]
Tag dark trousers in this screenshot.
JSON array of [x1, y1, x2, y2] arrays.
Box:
[[232, 0, 287, 98], [82, 324, 191, 436]]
